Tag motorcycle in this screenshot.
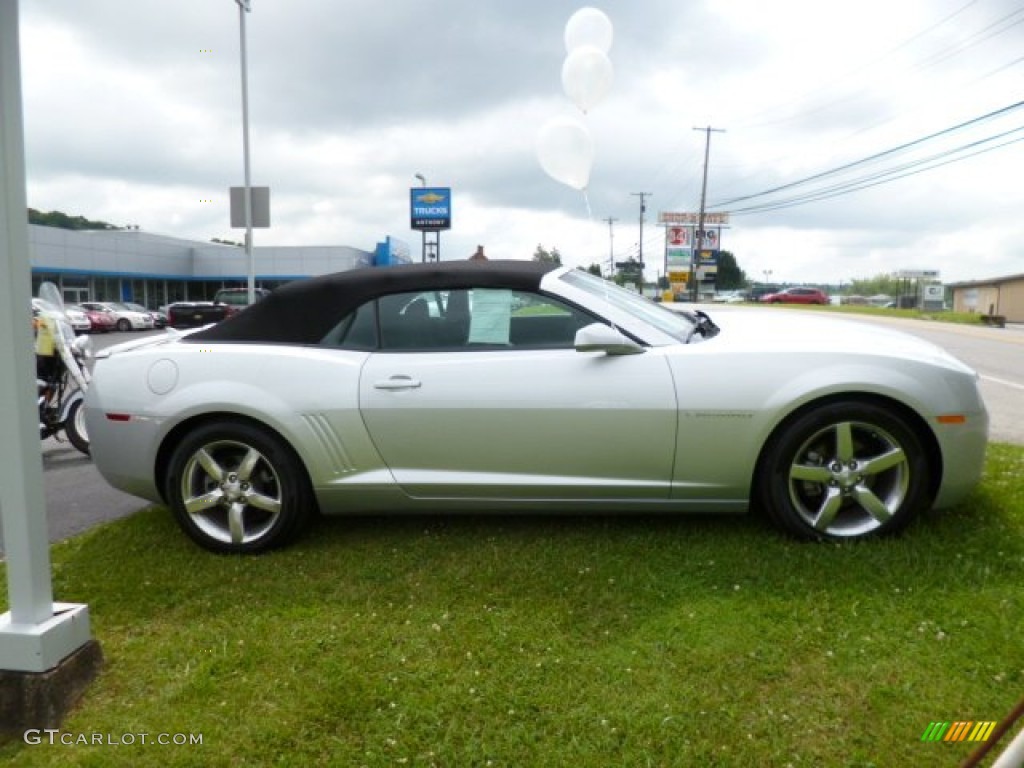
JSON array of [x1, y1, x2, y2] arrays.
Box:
[[35, 282, 92, 455]]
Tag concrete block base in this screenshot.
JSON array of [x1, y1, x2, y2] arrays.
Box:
[[0, 639, 103, 739]]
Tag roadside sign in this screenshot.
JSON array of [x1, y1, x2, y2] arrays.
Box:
[[410, 187, 452, 231]]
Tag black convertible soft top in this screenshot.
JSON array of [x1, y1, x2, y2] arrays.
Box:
[[187, 259, 559, 344]]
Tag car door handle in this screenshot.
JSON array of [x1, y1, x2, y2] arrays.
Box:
[[374, 375, 422, 391]]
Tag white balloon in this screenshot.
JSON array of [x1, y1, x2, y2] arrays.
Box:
[[536, 117, 594, 191], [561, 46, 613, 113], [564, 7, 613, 54]]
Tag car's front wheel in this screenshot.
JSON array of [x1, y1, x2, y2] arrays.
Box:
[[165, 420, 313, 553], [758, 401, 931, 540]]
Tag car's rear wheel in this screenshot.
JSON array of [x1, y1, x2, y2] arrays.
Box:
[[758, 401, 931, 540], [165, 420, 313, 553]]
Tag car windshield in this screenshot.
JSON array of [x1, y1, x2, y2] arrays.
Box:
[[559, 269, 696, 343]]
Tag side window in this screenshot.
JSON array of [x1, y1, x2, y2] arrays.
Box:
[[319, 301, 377, 350], [323, 288, 598, 352], [378, 291, 453, 350], [494, 290, 597, 349]]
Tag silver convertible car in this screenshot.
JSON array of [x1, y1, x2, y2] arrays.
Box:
[[84, 260, 988, 553]]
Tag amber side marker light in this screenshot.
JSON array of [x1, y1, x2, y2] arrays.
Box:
[[937, 414, 967, 425]]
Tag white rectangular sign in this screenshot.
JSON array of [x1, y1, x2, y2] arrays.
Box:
[[659, 211, 730, 226]]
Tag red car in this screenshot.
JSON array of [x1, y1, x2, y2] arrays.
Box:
[[759, 287, 829, 305], [70, 304, 116, 333]]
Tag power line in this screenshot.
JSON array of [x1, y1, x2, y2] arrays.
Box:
[[723, 127, 1024, 216], [710, 2, 1021, 204], [711, 100, 1024, 209], [735, 1, 1019, 134]]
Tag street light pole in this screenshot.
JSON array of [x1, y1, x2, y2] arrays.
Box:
[[235, 0, 255, 304], [414, 173, 426, 263]]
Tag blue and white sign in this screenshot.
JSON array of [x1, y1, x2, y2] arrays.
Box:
[[410, 187, 452, 232]]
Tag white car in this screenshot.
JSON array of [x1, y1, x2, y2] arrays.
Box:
[[33, 297, 91, 333], [79, 301, 155, 332], [84, 261, 988, 553], [712, 290, 748, 303]]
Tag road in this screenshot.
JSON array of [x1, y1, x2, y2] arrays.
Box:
[[3, 315, 1022, 551]]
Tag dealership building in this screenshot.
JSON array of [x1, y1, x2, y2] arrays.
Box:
[[28, 224, 411, 309]]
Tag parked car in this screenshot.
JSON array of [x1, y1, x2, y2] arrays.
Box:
[[213, 287, 272, 317], [33, 298, 91, 334], [841, 295, 870, 306], [122, 301, 167, 328], [165, 301, 230, 329], [79, 301, 155, 331], [712, 290, 748, 304], [759, 287, 829, 305], [69, 304, 116, 334], [85, 260, 987, 554]]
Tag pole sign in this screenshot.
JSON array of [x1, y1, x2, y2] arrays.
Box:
[[659, 211, 730, 226], [410, 187, 452, 232], [665, 224, 692, 268], [230, 186, 270, 228]]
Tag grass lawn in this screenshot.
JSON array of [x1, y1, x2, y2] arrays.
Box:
[[756, 302, 992, 327], [2, 445, 1022, 767]]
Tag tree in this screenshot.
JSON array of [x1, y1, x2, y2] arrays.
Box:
[[714, 250, 746, 290], [846, 274, 902, 297], [586, 263, 603, 277], [28, 207, 119, 230], [532, 244, 562, 266]]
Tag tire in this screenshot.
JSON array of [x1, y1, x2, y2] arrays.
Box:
[[116, 318, 131, 332], [65, 398, 90, 455], [758, 401, 931, 540], [165, 420, 314, 553]]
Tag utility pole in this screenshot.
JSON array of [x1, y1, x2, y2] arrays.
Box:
[[631, 192, 651, 294], [692, 126, 725, 301], [603, 216, 617, 277]]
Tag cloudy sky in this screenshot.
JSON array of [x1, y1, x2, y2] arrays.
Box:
[[16, 0, 1024, 285]]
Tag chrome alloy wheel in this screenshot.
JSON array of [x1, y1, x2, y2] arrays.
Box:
[[179, 439, 283, 546], [787, 420, 910, 537]]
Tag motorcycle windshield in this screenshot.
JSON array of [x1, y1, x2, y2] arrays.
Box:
[[39, 282, 64, 311]]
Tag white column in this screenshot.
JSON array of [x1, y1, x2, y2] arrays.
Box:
[[0, 0, 91, 673]]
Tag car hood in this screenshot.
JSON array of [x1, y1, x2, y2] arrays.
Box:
[[695, 307, 976, 374]]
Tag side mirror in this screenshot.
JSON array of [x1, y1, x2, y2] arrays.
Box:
[[574, 323, 644, 356]]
